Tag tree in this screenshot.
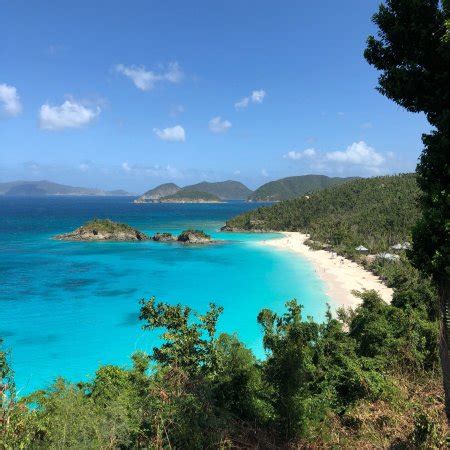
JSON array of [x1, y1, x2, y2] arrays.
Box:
[[364, 0, 450, 419]]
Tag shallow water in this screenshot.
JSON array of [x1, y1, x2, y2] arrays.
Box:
[[0, 196, 329, 395]]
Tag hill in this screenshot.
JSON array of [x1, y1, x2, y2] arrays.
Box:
[[247, 175, 353, 201], [160, 189, 222, 203], [182, 180, 252, 200], [133, 183, 180, 203], [0, 180, 134, 196], [225, 174, 420, 253], [54, 219, 149, 241]]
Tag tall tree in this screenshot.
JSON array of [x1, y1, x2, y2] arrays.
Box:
[[364, 0, 450, 419]]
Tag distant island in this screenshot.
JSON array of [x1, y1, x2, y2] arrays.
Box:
[[0, 180, 134, 197], [158, 190, 222, 203], [134, 180, 252, 203], [134, 175, 355, 204], [54, 219, 149, 241], [247, 175, 354, 202]]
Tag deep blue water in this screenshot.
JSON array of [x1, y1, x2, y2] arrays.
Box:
[[0, 196, 328, 395]]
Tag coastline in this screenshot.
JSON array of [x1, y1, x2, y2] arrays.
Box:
[[259, 231, 393, 309]]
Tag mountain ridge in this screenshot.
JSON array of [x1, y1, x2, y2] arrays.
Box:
[[0, 180, 135, 196], [247, 175, 355, 202]]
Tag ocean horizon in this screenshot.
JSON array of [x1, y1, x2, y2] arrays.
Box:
[[0, 196, 329, 395]]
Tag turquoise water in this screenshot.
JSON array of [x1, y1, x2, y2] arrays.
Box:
[[0, 197, 329, 395]]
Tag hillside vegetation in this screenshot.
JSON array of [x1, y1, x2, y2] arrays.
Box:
[[1, 287, 446, 448], [227, 174, 420, 254], [135, 180, 253, 202], [248, 174, 353, 202], [183, 180, 253, 200], [160, 189, 222, 202], [133, 183, 180, 203]]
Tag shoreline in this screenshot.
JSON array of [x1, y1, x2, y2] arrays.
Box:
[[259, 231, 393, 309]]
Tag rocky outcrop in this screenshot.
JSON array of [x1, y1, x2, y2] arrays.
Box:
[[152, 232, 177, 242], [54, 219, 149, 241], [220, 224, 241, 232], [177, 230, 211, 244]]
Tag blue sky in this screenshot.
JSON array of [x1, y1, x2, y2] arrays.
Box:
[[0, 0, 430, 192]]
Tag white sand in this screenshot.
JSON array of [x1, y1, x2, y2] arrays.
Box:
[[260, 232, 393, 308]]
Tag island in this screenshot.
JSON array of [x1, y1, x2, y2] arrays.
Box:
[[158, 190, 223, 203], [133, 183, 181, 203], [54, 219, 150, 241], [151, 229, 212, 244], [152, 232, 177, 242], [177, 229, 212, 243]]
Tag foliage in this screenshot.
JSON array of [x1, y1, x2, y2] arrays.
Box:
[[177, 229, 211, 241], [1, 288, 446, 448], [228, 173, 420, 253], [248, 175, 353, 202], [364, 0, 450, 419], [182, 180, 252, 200], [82, 218, 137, 233], [161, 189, 222, 202]]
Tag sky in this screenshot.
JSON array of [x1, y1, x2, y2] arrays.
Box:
[[0, 0, 431, 192]]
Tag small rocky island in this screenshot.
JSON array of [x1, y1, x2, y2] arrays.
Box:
[[151, 229, 212, 244], [152, 232, 177, 242], [55, 219, 150, 241], [177, 229, 211, 243]]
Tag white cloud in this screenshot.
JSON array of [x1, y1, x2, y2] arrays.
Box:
[[115, 62, 183, 91], [233, 169, 241, 175], [0, 83, 22, 117], [235, 89, 266, 110], [251, 90, 266, 103], [39, 99, 100, 130], [208, 116, 232, 133], [153, 125, 185, 142], [283, 148, 316, 160], [79, 163, 90, 172], [325, 141, 384, 167], [261, 168, 269, 177], [121, 162, 132, 172], [234, 97, 250, 109]]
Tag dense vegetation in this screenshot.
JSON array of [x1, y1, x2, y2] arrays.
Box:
[[1, 282, 447, 448], [161, 190, 222, 202], [134, 183, 181, 202], [81, 219, 138, 233], [136, 180, 253, 202], [247, 175, 353, 202], [182, 180, 253, 200], [227, 174, 419, 254], [364, 0, 450, 418]]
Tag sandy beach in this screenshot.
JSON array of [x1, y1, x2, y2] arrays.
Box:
[[260, 232, 393, 308]]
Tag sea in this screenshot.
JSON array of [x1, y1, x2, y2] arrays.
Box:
[[0, 196, 329, 395]]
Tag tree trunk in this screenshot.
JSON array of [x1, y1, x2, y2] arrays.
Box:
[[438, 278, 450, 421]]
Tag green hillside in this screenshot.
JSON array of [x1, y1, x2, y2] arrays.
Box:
[[134, 183, 181, 203], [183, 180, 252, 200], [227, 174, 420, 253], [161, 189, 222, 202], [247, 175, 353, 201]]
